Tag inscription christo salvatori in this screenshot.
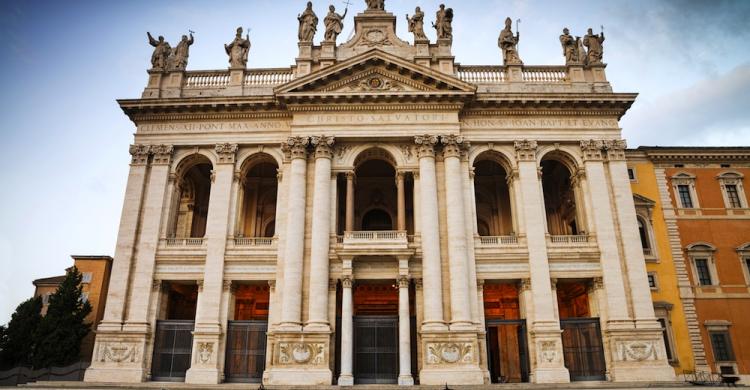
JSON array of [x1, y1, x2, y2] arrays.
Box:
[[298, 112, 450, 125], [139, 121, 290, 133], [461, 117, 619, 129]]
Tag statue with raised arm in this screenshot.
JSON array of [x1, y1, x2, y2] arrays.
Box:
[[432, 4, 453, 40], [406, 7, 427, 41], [559, 28, 581, 65], [298, 2, 318, 42], [323, 5, 347, 42], [147, 32, 171, 71], [498, 17, 522, 65], [365, 0, 384, 11], [583, 27, 605, 64], [225, 27, 251, 69], [169, 33, 194, 71]]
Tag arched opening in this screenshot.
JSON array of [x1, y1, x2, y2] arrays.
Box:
[[361, 208, 393, 231], [637, 217, 651, 252], [473, 156, 514, 236], [354, 159, 396, 231], [172, 157, 213, 238], [239, 159, 278, 238], [541, 158, 580, 235]]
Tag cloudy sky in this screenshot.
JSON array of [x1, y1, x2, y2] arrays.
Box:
[[0, 0, 749, 323]]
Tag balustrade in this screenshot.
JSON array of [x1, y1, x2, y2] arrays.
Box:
[[184, 72, 230, 88], [233, 237, 276, 246], [164, 237, 205, 246], [548, 234, 590, 244], [522, 66, 567, 83], [244, 69, 295, 86], [475, 235, 519, 246]]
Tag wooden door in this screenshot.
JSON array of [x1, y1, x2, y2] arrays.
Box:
[[224, 320, 267, 382], [560, 318, 606, 381], [486, 320, 529, 383]]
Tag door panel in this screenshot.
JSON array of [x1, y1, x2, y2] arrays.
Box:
[[485, 320, 529, 383], [151, 320, 194, 382], [560, 318, 606, 381], [353, 315, 398, 384], [224, 320, 267, 383]]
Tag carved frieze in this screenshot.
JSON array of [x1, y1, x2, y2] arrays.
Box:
[[97, 342, 139, 363], [414, 134, 439, 158], [348, 76, 403, 92], [537, 340, 561, 365], [616, 340, 659, 362], [425, 342, 474, 365], [310, 135, 335, 159], [277, 342, 326, 365], [196, 342, 214, 364], [282, 136, 309, 160], [513, 139, 537, 162], [215, 143, 238, 164]]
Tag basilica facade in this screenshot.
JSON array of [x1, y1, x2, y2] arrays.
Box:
[[84, 2, 676, 386]]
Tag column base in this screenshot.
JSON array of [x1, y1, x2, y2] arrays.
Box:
[[606, 328, 676, 382], [532, 367, 571, 384], [184, 324, 223, 384], [185, 367, 221, 384], [84, 331, 150, 383], [264, 367, 332, 386], [418, 331, 484, 385], [263, 330, 332, 386], [529, 326, 570, 384], [419, 367, 484, 385], [338, 374, 354, 386], [398, 374, 414, 385]]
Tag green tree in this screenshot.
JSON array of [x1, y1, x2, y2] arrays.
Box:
[[0, 296, 42, 368], [32, 267, 92, 368]]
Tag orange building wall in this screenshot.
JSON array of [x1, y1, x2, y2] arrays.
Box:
[[72, 256, 113, 361]]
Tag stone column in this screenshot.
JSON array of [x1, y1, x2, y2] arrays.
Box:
[[123, 145, 174, 330], [397, 276, 414, 385], [345, 171, 355, 231], [278, 136, 309, 331], [441, 135, 473, 330], [579, 140, 630, 324], [414, 135, 445, 330], [513, 140, 569, 383], [338, 276, 354, 386], [306, 136, 335, 331], [396, 171, 406, 231], [186, 143, 237, 384]]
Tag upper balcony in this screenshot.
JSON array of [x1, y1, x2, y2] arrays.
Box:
[[341, 230, 409, 251]]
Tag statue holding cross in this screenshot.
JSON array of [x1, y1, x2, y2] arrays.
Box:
[[365, 0, 384, 11]]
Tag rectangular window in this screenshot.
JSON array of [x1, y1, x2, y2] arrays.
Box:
[[695, 259, 712, 285], [648, 274, 657, 289], [710, 331, 735, 361], [745, 259, 750, 283], [719, 365, 736, 375], [678, 185, 694, 208], [81, 272, 93, 284], [657, 318, 674, 361], [627, 168, 636, 181], [726, 185, 742, 208]]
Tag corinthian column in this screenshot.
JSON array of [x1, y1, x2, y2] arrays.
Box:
[[345, 171, 355, 231], [397, 276, 414, 385], [414, 135, 445, 330], [338, 276, 354, 386], [306, 135, 335, 331], [396, 171, 406, 231], [278, 136, 309, 331], [441, 135, 473, 329]]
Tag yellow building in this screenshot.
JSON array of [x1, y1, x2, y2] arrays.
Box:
[[626, 150, 706, 374]]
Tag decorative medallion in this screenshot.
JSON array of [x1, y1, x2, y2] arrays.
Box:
[[197, 342, 214, 364], [99, 342, 139, 363], [425, 342, 473, 365], [349, 76, 402, 92], [359, 29, 393, 47], [277, 342, 326, 365], [618, 340, 658, 362], [538, 340, 560, 364]]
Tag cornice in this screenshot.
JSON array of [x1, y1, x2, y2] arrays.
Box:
[[287, 103, 464, 112], [461, 109, 623, 117], [130, 111, 292, 122]]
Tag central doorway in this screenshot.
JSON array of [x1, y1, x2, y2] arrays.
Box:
[[557, 281, 606, 381], [151, 282, 198, 382], [352, 281, 399, 384], [483, 282, 530, 383], [225, 284, 269, 383]]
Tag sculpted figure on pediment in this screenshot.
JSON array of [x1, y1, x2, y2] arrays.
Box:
[[406, 7, 427, 41], [432, 4, 453, 40], [583, 27, 605, 64], [298, 2, 319, 42], [498, 17, 522, 65], [225, 27, 251, 69], [559, 28, 581, 65], [147, 32, 171, 71], [169, 33, 194, 71], [324, 5, 347, 42], [365, 0, 384, 11]]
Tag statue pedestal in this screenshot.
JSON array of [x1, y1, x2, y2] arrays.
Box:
[[161, 71, 184, 98], [142, 70, 164, 98], [296, 41, 314, 77], [434, 38, 455, 74], [567, 64, 585, 83], [588, 63, 608, 83], [226, 68, 245, 95], [262, 331, 332, 386], [414, 39, 431, 67], [320, 41, 336, 68], [506, 65, 523, 82]]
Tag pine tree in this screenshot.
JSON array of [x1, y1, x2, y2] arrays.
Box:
[[0, 296, 42, 368], [31, 266, 92, 368]]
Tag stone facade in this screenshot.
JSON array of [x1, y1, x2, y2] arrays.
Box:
[[85, 3, 675, 386]]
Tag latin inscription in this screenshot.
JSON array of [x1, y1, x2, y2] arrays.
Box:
[[461, 117, 619, 129], [296, 112, 450, 125], [139, 121, 290, 133]]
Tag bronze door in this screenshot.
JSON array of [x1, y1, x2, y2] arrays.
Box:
[[485, 319, 529, 383], [353, 315, 398, 384], [151, 320, 194, 381], [560, 318, 606, 381], [224, 320, 267, 382]]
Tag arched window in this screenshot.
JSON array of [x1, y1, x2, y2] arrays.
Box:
[[238, 158, 278, 238], [171, 156, 213, 238], [473, 156, 514, 236], [637, 217, 650, 250], [541, 158, 580, 235], [361, 209, 393, 231]]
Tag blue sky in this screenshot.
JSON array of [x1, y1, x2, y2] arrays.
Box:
[[1, 0, 749, 323]]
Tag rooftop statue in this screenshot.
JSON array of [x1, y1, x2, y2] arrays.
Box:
[[583, 27, 605, 65], [298, 2, 319, 42], [225, 27, 251, 69], [432, 4, 453, 40], [169, 33, 194, 71], [147, 32, 171, 71], [406, 7, 427, 41], [498, 17, 522, 65], [559, 28, 581, 65], [365, 0, 384, 11], [323, 5, 347, 43]]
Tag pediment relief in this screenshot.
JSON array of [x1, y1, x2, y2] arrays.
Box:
[[322, 68, 434, 93]]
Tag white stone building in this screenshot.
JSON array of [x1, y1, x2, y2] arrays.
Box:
[[85, 3, 675, 386]]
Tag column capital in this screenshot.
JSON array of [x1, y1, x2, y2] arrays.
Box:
[[215, 143, 238, 164], [396, 170, 407, 181], [440, 134, 469, 159], [414, 278, 423, 290], [151, 144, 174, 165], [580, 139, 605, 161], [197, 279, 204, 292], [477, 279, 485, 291], [341, 276, 354, 288], [514, 139, 538, 162], [223, 280, 233, 292], [129, 144, 151, 165], [152, 279, 162, 292], [591, 276, 604, 290], [550, 278, 558, 290], [345, 170, 356, 180], [397, 275, 410, 288], [310, 135, 335, 159], [414, 134, 439, 158], [603, 139, 627, 161], [519, 278, 532, 292], [282, 136, 310, 160], [329, 279, 338, 291], [268, 279, 276, 291]]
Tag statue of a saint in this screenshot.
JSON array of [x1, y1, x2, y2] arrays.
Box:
[[498, 17, 522, 65], [559, 28, 580, 65], [406, 7, 427, 41], [169, 33, 194, 71], [432, 4, 453, 40], [323, 5, 347, 42], [147, 32, 171, 71], [365, 0, 384, 11], [583, 28, 605, 65], [225, 27, 251, 69], [298, 2, 319, 42]]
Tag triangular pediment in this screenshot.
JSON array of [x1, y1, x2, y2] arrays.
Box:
[[633, 193, 656, 207], [275, 49, 476, 100]]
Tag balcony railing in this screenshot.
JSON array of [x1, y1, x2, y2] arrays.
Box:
[[548, 234, 590, 244], [522, 66, 567, 83], [234, 237, 276, 246], [456, 66, 505, 83], [342, 230, 409, 249], [476, 235, 519, 246], [164, 237, 205, 246], [184, 71, 230, 88], [244, 69, 295, 86]]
